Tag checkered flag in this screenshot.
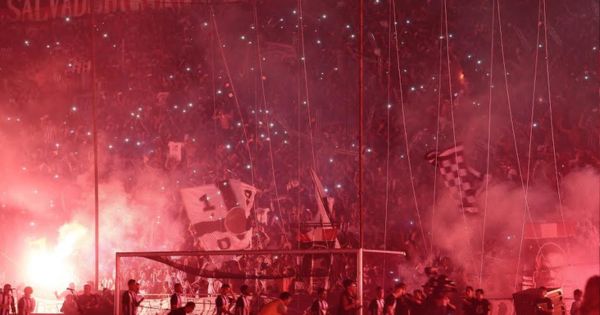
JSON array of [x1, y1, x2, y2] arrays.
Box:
[[426, 144, 482, 214], [66, 58, 91, 74]]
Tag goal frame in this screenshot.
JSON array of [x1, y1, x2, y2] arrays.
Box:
[[115, 248, 406, 315]]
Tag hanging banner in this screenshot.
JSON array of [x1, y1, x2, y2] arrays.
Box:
[[1, 0, 197, 22]]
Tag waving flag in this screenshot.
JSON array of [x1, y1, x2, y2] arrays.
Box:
[[426, 144, 482, 214], [180, 180, 257, 250], [297, 170, 339, 246]]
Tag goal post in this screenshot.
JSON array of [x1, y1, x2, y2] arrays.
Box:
[[115, 248, 406, 315]]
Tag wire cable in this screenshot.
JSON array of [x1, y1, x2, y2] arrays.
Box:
[[391, 0, 429, 254], [210, 6, 255, 185], [479, 0, 496, 287]]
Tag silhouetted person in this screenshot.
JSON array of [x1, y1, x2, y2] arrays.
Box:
[[216, 284, 234, 315], [384, 284, 399, 315], [311, 288, 329, 315], [171, 283, 184, 310], [393, 283, 409, 315], [234, 285, 252, 315], [462, 286, 475, 315], [407, 290, 425, 315], [472, 289, 490, 315], [61, 294, 79, 315], [337, 280, 361, 315], [17, 287, 35, 315], [581, 276, 599, 315], [571, 289, 583, 315], [121, 280, 143, 315], [0, 284, 16, 315], [368, 287, 384, 315], [79, 284, 100, 315]]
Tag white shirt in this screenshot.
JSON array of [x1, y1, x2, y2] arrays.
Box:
[[318, 300, 329, 315], [374, 299, 384, 315]]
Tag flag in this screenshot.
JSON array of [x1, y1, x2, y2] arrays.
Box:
[[523, 222, 575, 239], [180, 179, 257, 250], [426, 144, 482, 214], [298, 170, 339, 246], [65, 57, 91, 74], [167, 141, 183, 162], [255, 208, 271, 225]]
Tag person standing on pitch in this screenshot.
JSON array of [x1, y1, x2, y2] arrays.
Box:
[[337, 280, 361, 315], [171, 283, 184, 310], [17, 287, 35, 315], [384, 283, 404, 315], [368, 287, 385, 315], [472, 289, 491, 315], [0, 284, 16, 315], [310, 288, 329, 315], [216, 284, 234, 315], [462, 286, 475, 315], [234, 285, 252, 315], [122, 279, 144, 315], [570, 289, 583, 315]]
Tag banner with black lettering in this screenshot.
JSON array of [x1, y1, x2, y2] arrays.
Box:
[[180, 179, 257, 251]]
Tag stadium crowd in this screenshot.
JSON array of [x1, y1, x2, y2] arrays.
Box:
[[0, 0, 597, 314]]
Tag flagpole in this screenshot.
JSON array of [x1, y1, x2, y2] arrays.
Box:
[[358, 0, 365, 252], [358, 1, 365, 315], [90, 1, 100, 291]]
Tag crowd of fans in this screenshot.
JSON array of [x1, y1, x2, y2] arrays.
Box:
[[3, 273, 599, 315], [0, 0, 597, 310]]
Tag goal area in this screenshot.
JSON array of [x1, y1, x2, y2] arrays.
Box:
[[115, 249, 407, 315]]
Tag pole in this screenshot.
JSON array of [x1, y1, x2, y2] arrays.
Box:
[[358, 1, 365, 315], [114, 255, 121, 315], [90, 0, 100, 291], [357, 249, 364, 315], [358, 0, 365, 250]]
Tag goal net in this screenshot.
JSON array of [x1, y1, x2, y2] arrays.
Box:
[[115, 249, 407, 315]]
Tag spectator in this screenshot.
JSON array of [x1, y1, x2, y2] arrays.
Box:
[[337, 280, 360, 315], [17, 287, 35, 315], [472, 289, 490, 315], [581, 276, 600, 315], [570, 289, 583, 315], [368, 287, 384, 315]]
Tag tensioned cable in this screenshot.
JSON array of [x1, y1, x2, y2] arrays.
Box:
[[296, 27, 303, 249], [210, 6, 255, 185], [252, 3, 283, 230], [391, 0, 429, 254], [210, 15, 219, 155], [359, 0, 366, 249], [442, 0, 469, 227], [479, 0, 496, 288], [383, 0, 393, 257], [495, 0, 551, 293], [382, 0, 394, 286], [524, 0, 542, 205], [297, 0, 318, 170], [541, 0, 569, 256], [494, 0, 542, 291], [430, 0, 445, 255]]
